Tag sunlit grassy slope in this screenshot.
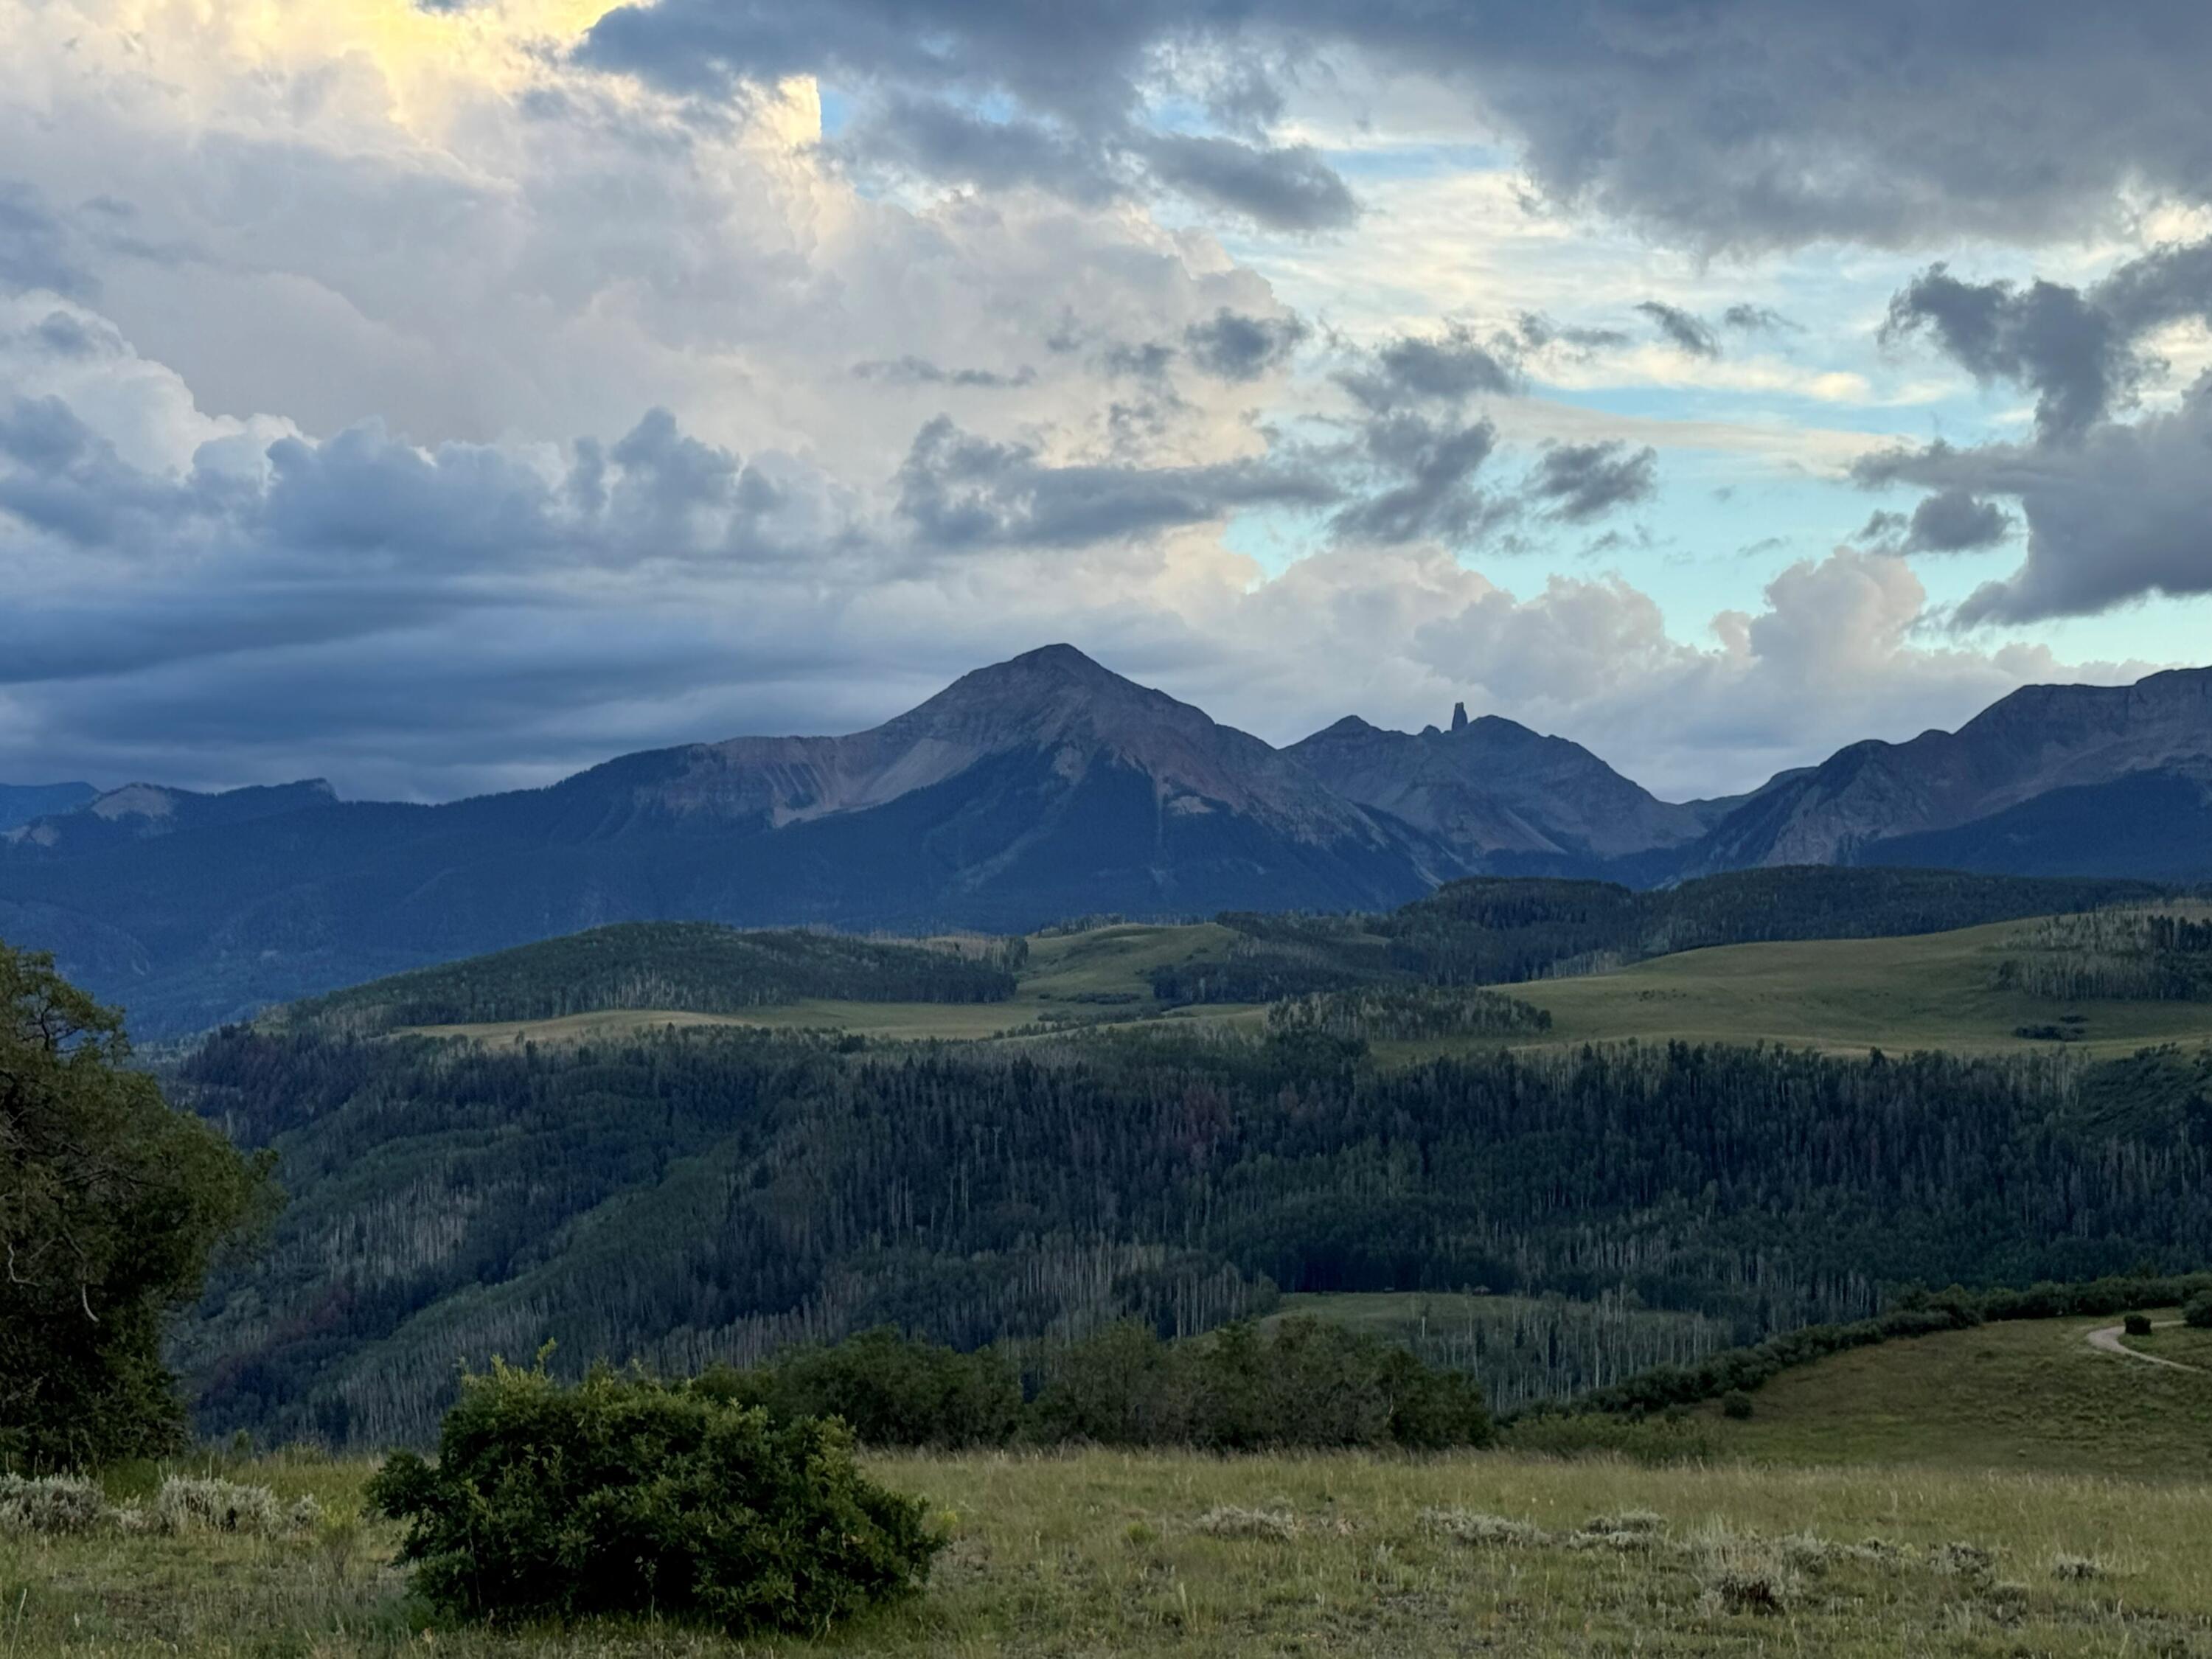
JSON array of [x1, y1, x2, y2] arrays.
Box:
[[18, 1444, 2212, 1657], [1687, 1310, 2212, 1481], [1482, 919, 2212, 1058]]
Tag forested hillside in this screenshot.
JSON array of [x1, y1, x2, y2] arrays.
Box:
[[283, 922, 1018, 1034], [175, 1013, 2212, 1447]]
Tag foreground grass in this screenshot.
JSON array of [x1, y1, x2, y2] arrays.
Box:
[[11, 1447, 2212, 1656]]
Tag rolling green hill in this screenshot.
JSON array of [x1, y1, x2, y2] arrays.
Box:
[[1489, 917, 2212, 1058], [1690, 1310, 2212, 1481]]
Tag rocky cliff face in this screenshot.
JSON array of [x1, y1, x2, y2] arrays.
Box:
[[1288, 710, 1710, 863], [638, 644, 1404, 851]]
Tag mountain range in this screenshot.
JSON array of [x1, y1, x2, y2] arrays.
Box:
[[1, 645, 2206, 1034]]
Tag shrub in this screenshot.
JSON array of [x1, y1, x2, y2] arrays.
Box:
[[2185, 1293, 2212, 1330], [1721, 1389, 1755, 1419], [0, 1474, 108, 1535], [153, 1476, 313, 1537], [1194, 1506, 1298, 1540], [1029, 1317, 1492, 1452], [2124, 1312, 2154, 1338], [367, 1360, 942, 1635], [700, 1327, 1020, 1449]]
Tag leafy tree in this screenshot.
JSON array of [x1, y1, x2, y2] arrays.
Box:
[[368, 1360, 942, 1635], [2184, 1293, 2212, 1330], [0, 942, 271, 1469]]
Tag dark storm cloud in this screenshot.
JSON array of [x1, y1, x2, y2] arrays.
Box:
[[1883, 240, 2212, 443], [1635, 301, 1717, 358], [1854, 377, 2212, 624], [1526, 441, 1659, 524], [894, 414, 1334, 550], [1902, 489, 2011, 554], [0, 182, 96, 299], [1331, 414, 1500, 546], [577, 2, 2212, 248], [1183, 309, 1307, 381]]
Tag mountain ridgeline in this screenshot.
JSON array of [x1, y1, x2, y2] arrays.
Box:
[[3, 647, 2207, 1034]]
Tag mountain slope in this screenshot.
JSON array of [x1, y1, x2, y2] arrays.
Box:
[[1288, 710, 1708, 867], [0, 647, 1445, 1032], [1686, 667, 2212, 873], [0, 781, 97, 832]]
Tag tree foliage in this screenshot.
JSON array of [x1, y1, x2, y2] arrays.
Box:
[[0, 941, 271, 1469], [367, 1359, 942, 1636]]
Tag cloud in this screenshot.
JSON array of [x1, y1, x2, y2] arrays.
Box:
[[1856, 378, 2212, 625], [1883, 240, 2212, 442], [894, 414, 1332, 550], [1526, 440, 1658, 523], [1516, 313, 1630, 352], [1635, 300, 1718, 358], [1901, 488, 2010, 553], [1142, 135, 1359, 231], [0, 181, 94, 299], [1340, 324, 1520, 412], [852, 356, 1039, 389], [577, 2, 2212, 250], [1182, 309, 1307, 381], [1721, 304, 1793, 333]]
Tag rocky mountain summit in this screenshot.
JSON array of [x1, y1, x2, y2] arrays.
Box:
[[1, 649, 2204, 1034]]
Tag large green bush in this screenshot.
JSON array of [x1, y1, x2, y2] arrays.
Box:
[[367, 1361, 942, 1635]]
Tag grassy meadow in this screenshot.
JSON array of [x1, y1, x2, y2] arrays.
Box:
[[394, 913, 2212, 1059], [15, 1444, 2212, 1658], [18, 1310, 2212, 1657]]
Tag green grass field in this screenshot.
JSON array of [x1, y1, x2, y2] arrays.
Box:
[[1489, 920, 2212, 1058], [1686, 1310, 2212, 1481], [15, 1444, 2212, 1658]]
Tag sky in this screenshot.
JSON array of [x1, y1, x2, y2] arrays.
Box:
[[2, 1, 2209, 804]]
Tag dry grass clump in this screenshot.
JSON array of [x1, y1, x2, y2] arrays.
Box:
[[1569, 1509, 1669, 1551], [1933, 1540, 1996, 1578], [1695, 1537, 1800, 1615], [1416, 1507, 1549, 1547], [153, 1475, 318, 1537], [1193, 1506, 1298, 1541], [0, 1475, 108, 1536]]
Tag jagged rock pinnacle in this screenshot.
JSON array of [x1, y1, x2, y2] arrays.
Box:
[[1451, 701, 1469, 733]]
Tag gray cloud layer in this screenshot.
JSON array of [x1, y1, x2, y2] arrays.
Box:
[[577, 1, 2212, 248]]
